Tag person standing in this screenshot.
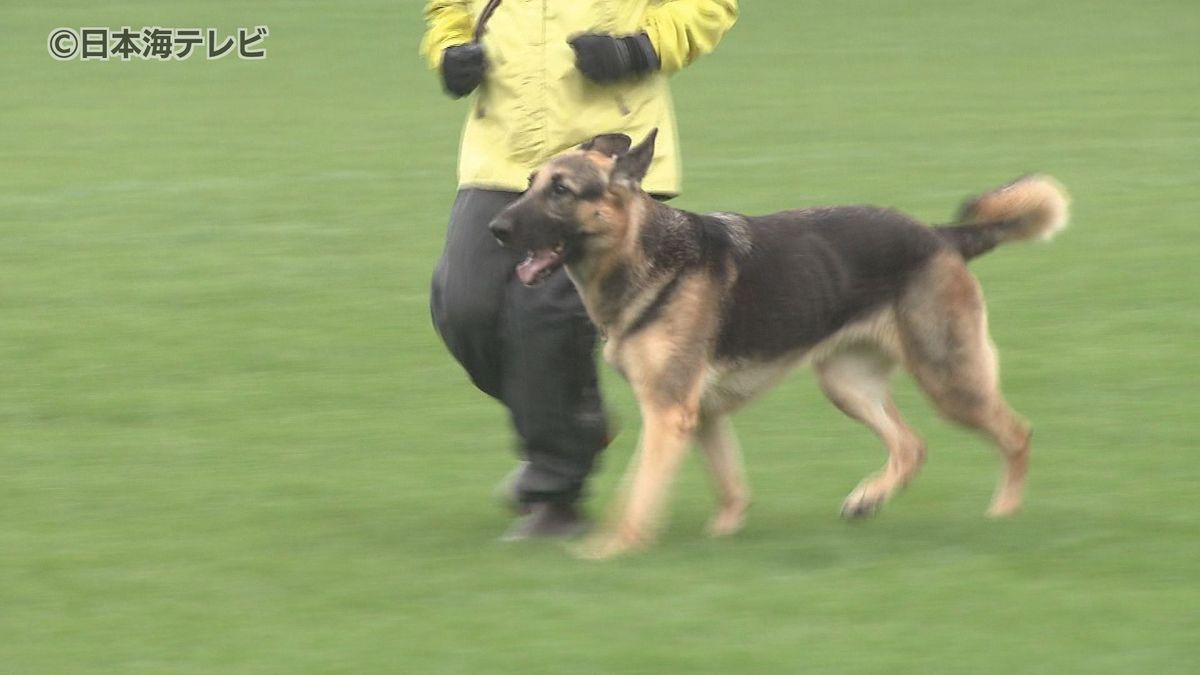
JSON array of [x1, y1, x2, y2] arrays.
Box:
[[421, 0, 738, 539]]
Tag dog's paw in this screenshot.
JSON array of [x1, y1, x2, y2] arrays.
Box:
[[572, 535, 620, 560], [985, 498, 1021, 519], [840, 485, 886, 521], [571, 528, 648, 560], [707, 504, 747, 537]]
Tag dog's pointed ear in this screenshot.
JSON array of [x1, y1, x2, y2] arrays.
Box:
[[613, 129, 657, 185], [580, 133, 632, 157]]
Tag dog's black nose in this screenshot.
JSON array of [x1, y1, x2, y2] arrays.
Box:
[[489, 219, 512, 246]]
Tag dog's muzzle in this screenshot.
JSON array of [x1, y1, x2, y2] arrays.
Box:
[[489, 218, 513, 247]]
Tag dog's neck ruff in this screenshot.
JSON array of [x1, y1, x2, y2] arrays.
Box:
[[565, 199, 752, 339]]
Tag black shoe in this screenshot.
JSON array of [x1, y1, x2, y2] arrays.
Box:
[[500, 502, 590, 541], [494, 461, 533, 516]]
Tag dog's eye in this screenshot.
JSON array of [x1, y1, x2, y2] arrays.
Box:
[[551, 177, 572, 196]]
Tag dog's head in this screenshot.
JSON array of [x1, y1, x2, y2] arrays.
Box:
[[489, 129, 657, 286]]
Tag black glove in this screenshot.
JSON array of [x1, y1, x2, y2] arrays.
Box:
[[441, 43, 487, 98], [568, 33, 660, 83]]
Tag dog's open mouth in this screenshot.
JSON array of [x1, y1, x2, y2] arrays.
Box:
[[516, 243, 565, 286]]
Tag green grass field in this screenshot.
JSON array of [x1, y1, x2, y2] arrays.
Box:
[[3, 1, 1198, 672]]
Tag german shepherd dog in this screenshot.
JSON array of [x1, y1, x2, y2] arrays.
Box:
[[489, 130, 1070, 559]]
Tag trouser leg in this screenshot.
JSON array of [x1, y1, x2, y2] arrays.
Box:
[[430, 189, 519, 398], [430, 188, 607, 505], [500, 267, 607, 505]]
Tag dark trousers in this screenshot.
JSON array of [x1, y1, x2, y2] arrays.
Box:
[[430, 189, 608, 505]]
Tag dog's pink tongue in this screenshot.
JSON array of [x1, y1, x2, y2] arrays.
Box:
[[516, 250, 559, 285]]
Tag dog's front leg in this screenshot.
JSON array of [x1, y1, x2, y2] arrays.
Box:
[[575, 272, 721, 559], [577, 397, 698, 560]]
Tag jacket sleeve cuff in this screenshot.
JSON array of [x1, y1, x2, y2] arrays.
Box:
[[420, 2, 476, 70], [640, 0, 738, 74]]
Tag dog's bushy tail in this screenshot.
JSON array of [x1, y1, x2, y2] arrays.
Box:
[[937, 174, 1071, 260]]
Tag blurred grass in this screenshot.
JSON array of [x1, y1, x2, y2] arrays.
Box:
[[1, 1, 1197, 672]]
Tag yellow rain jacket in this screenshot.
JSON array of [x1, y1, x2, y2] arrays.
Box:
[[421, 0, 738, 196]]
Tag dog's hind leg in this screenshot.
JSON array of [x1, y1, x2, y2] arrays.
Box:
[[695, 413, 750, 536], [816, 346, 927, 519], [898, 253, 1031, 517]]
